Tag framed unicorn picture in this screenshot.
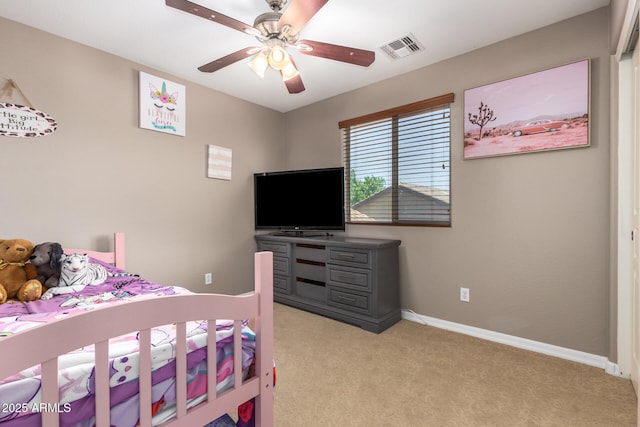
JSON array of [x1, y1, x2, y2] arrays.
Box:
[[139, 71, 186, 136]]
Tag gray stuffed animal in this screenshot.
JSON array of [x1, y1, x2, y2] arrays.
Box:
[[29, 242, 63, 288]]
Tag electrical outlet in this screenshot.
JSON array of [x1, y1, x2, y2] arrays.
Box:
[[205, 273, 212, 285], [460, 287, 470, 302]]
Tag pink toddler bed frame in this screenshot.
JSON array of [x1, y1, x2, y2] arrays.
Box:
[[0, 233, 275, 427]]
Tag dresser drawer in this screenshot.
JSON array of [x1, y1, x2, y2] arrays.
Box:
[[273, 256, 289, 275], [296, 281, 326, 302], [328, 247, 371, 268], [328, 266, 371, 292], [295, 244, 326, 263], [259, 241, 290, 256], [329, 288, 369, 313], [273, 275, 289, 292], [295, 262, 325, 283]]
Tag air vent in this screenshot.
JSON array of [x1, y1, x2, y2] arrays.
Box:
[[380, 33, 425, 60]]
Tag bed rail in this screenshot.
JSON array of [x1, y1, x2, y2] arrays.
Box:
[[64, 232, 126, 269]]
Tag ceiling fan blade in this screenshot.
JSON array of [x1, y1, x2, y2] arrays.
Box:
[[278, 0, 328, 36], [283, 74, 305, 94], [297, 40, 375, 67], [166, 0, 254, 34], [198, 47, 259, 73], [281, 56, 305, 93]]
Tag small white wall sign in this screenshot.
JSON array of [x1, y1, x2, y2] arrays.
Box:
[[208, 145, 232, 180]]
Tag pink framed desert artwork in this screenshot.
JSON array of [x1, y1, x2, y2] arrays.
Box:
[[463, 59, 590, 159]]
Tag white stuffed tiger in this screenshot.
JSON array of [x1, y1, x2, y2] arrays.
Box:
[[60, 253, 108, 286], [40, 253, 134, 300]]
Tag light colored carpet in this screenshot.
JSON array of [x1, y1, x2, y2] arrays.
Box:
[[273, 303, 637, 426]]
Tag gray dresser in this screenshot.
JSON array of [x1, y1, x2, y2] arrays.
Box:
[[255, 234, 401, 333]]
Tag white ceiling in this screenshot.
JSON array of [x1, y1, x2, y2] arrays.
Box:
[[0, 0, 609, 113]]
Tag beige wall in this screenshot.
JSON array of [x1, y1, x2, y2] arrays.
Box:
[[284, 8, 612, 356], [0, 7, 614, 357], [0, 17, 285, 295]]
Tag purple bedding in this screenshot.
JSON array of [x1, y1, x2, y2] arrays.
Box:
[[0, 258, 256, 426], [0, 258, 176, 318]]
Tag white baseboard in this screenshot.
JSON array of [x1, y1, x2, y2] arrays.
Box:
[[401, 309, 626, 378]]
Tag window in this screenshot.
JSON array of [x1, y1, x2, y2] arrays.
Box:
[[339, 93, 453, 227]]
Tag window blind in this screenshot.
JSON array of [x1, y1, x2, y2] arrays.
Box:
[[340, 93, 453, 227]]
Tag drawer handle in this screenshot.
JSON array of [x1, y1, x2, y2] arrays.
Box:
[[336, 252, 356, 259], [337, 295, 357, 303], [335, 273, 355, 280]]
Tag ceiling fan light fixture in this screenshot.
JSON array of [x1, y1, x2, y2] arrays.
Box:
[[281, 61, 299, 81], [248, 52, 269, 78], [267, 45, 289, 70]]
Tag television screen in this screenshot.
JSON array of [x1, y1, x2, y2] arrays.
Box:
[[254, 167, 345, 232]]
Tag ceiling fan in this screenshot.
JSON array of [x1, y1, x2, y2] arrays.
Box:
[[165, 0, 375, 94]]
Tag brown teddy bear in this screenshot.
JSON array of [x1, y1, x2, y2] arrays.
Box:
[[0, 238, 43, 304]]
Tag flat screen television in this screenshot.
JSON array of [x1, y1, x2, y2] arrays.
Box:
[[254, 167, 345, 234]]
